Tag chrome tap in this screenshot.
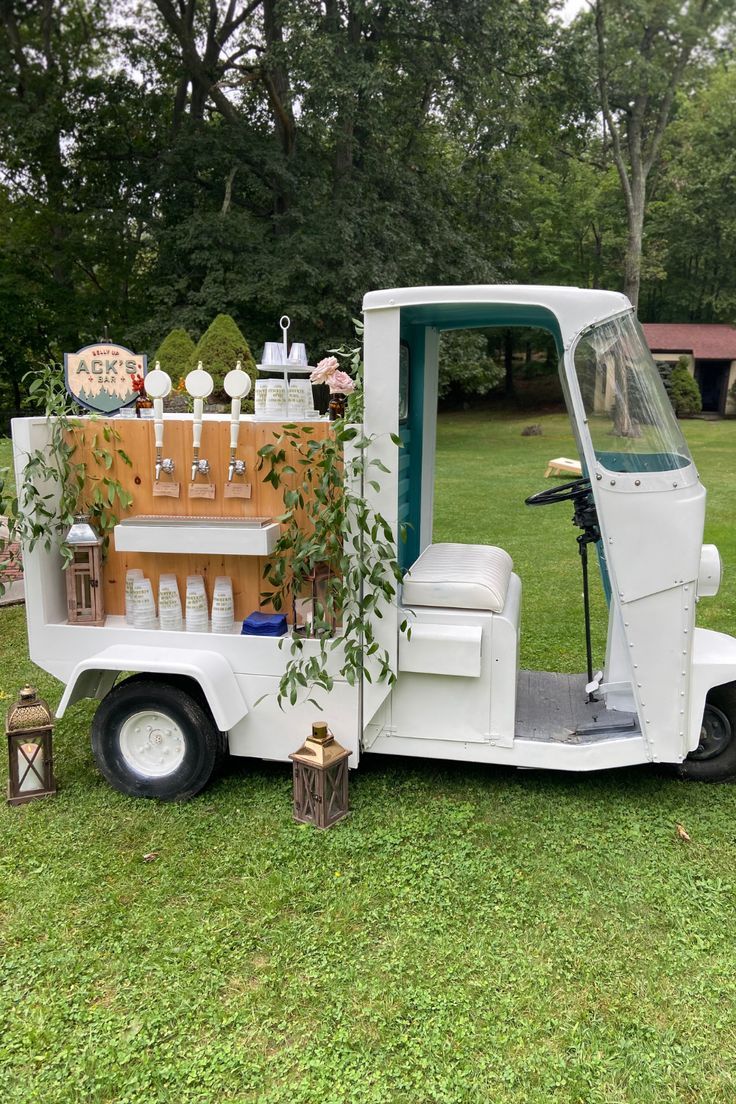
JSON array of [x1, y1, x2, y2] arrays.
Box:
[[145, 364, 174, 482]]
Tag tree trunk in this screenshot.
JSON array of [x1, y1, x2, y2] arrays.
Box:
[[622, 170, 646, 309]]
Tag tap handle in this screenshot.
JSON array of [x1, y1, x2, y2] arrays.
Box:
[[230, 399, 241, 449], [193, 398, 204, 449], [154, 398, 165, 448]]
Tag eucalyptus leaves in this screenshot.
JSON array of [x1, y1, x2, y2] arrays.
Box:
[[257, 417, 405, 709], [0, 366, 133, 596]]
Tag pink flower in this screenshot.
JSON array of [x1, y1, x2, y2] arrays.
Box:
[[329, 369, 355, 395], [310, 356, 339, 385]]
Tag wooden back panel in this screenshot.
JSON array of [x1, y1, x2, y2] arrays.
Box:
[[70, 417, 331, 621]]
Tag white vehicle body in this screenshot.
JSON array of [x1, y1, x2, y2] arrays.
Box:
[[12, 284, 736, 794]]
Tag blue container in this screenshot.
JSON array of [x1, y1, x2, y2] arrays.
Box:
[[241, 611, 288, 637]]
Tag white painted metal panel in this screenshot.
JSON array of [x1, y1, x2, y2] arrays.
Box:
[[398, 623, 482, 677]]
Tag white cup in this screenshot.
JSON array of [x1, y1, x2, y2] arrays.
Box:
[[262, 341, 285, 365], [265, 379, 287, 419], [287, 342, 308, 366], [158, 574, 183, 631], [132, 577, 156, 628], [211, 576, 234, 633], [287, 379, 307, 420], [186, 575, 208, 631], [255, 378, 269, 418], [125, 569, 144, 624]]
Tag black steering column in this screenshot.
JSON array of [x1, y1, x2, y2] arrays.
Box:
[[525, 477, 601, 701]]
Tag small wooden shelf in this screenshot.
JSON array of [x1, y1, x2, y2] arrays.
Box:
[[114, 516, 280, 556]]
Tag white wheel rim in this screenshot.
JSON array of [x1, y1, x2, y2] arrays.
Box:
[[119, 710, 186, 779]]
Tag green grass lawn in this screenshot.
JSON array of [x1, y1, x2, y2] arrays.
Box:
[[1, 413, 736, 1103]]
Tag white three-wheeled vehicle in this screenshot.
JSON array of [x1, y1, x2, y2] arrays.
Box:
[[12, 285, 736, 799]]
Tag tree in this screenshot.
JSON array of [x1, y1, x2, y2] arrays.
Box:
[[191, 314, 256, 404], [152, 328, 196, 384], [592, 0, 732, 308], [669, 363, 702, 417], [641, 64, 736, 322]]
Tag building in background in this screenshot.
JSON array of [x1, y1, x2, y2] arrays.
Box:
[[641, 324, 736, 416]]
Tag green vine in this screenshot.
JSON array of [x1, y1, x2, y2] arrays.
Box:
[[257, 411, 407, 709], [0, 365, 133, 595]]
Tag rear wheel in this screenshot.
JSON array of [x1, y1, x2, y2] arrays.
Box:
[[91, 678, 220, 801], [679, 683, 736, 783]]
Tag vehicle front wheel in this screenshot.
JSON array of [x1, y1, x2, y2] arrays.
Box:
[[679, 682, 736, 783], [91, 678, 220, 801]]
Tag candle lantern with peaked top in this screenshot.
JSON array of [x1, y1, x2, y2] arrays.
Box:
[[6, 685, 56, 805], [289, 722, 351, 828], [65, 513, 104, 625]]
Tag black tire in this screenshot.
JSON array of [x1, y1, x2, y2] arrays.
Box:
[[678, 682, 736, 783], [91, 677, 220, 801]]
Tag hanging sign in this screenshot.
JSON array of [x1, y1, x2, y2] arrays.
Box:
[[63, 344, 147, 414]]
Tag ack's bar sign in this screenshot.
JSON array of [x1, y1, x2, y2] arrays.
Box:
[[64, 344, 147, 414]]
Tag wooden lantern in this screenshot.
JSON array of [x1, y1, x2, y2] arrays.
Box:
[[293, 563, 336, 636], [289, 722, 351, 829], [6, 685, 56, 805], [65, 513, 104, 625]]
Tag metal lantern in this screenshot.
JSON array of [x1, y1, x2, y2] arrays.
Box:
[[6, 685, 56, 805], [292, 563, 336, 636], [65, 513, 104, 625], [289, 722, 351, 828]]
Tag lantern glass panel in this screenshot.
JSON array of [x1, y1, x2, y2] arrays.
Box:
[[16, 738, 45, 794], [75, 569, 92, 611]]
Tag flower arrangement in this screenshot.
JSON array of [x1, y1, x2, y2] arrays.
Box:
[[310, 357, 355, 395], [131, 372, 146, 395]]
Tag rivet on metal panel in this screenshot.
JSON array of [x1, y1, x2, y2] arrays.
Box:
[[634, 664, 638, 669], [635, 479, 641, 487], [673, 482, 678, 488], [637, 683, 642, 688], [596, 474, 602, 481], [682, 650, 687, 656], [610, 479, 616, 486]]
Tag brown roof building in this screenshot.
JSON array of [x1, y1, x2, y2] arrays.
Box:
[[641, 323, 736, 415]]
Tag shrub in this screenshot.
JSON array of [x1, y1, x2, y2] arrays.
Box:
[[438, 330, 503, 405], [669, 363, 702, 418], [191, 314, 256, 406], [151, 328, 196, 384]]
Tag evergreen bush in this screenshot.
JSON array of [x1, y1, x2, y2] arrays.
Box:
[[669, 361, 702, 418], [151, 328, 196, 385], [191, 314, 256, 407]]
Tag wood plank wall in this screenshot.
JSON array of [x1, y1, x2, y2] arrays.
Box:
[[70, 417, 331, 621]]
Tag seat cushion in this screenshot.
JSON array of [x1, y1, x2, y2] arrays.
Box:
[[402, 543, 513, 613]]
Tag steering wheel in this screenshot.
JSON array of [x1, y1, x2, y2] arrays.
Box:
[[525, 476, 591, 507]]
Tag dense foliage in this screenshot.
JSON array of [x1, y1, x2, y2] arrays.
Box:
[[190, 313, 256, 404], [0, 1, 734, 409], [670, 364, 703, 418]]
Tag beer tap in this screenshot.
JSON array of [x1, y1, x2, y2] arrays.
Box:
[[224, 362, 252, 481], [185, 363, 214, 481]]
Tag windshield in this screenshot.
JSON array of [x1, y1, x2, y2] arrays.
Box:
[[573, 313, 692, 473]]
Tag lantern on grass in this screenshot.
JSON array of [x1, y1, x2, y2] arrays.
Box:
[[6, 686, 56, 805], [289, 722, 351, 828], [65, 513, 104, 626]]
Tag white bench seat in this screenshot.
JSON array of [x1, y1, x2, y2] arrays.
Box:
[[402, 542, 513, 613]]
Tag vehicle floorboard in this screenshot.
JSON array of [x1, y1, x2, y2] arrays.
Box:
[[515, 670, 640, 743]]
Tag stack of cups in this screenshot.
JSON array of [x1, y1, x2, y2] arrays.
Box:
[[186, 575, 208, 632], [132, 577, 157, 629], [125, 568, 143, 624], [265, 379, 288, 419], [287, 379, 308, 420], [211, 577, 234, 633], [255, 378, 269, 418], [158, 574, 183, 632]]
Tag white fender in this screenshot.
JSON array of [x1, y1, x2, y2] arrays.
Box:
[[56, 645, 248, 733], [687, 629, 736, 753]]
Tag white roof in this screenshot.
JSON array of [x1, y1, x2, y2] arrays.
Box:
[[362, 284, 631, 344]]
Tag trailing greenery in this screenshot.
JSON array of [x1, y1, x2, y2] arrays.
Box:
[[0, 366, 132, 594], [191, 314, 256, 407], [257, 418, 404, 708], [1, 413, 736, 1103], [670, 363, 702, 418], [151, 328, 196, 381]]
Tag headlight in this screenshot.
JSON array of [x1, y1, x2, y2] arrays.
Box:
[[697, 544, 722, 598]]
